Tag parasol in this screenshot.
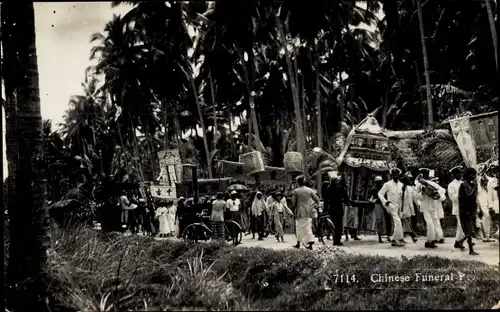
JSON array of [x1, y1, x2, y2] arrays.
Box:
[[227, 184, 249, 192]]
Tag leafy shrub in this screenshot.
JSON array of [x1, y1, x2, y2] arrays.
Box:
[[5, 224, 499, 311]]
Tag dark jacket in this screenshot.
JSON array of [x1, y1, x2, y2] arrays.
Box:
[[325, 182, 350, 215], [458, 180, 478, 214]]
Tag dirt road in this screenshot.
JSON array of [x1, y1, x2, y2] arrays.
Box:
[[237, 234, 500, 266], [156, 233, 499, 266]]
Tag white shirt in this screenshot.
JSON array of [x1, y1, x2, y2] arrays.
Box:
[[266, 196, 276, 207], [378, 180, 404, 208], [487, 176, 499, 213], [447, 179, 462, 215], [401, 185, 418, 216], [226, 198, 241, 212], [414, 180, 446, 211]]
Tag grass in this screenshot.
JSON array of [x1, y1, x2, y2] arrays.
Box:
[[4, 222, 500, 311]]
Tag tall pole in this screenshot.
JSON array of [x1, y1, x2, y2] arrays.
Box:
[[416, 0, 434, 128]]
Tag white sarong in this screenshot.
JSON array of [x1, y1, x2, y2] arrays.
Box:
[[295, 217, 315, 246]]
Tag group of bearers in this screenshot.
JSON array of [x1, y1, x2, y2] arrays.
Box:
[[365, 164, 498, 255]]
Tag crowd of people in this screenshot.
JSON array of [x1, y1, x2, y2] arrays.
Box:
[[108, 161, 498, 255]]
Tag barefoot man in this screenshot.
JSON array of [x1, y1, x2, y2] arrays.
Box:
[[291, 175, 320, 250]]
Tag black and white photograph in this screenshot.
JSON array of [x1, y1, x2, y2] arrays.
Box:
[[1, 1, 499, 311]]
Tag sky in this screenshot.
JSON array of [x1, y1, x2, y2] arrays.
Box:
[[2, 2, 132, 178], [1, 2, 383, 179]]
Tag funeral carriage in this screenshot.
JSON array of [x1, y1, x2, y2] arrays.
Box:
[[335, 114, 395, 236]]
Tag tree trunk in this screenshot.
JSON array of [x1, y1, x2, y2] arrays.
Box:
[[3, 3, 51, 311], [314, 51, 323, 197], [276, 17, 307, 177], [485, 0, 499, 73], [381, 85, 390, 128], [416, 0, 434, 128], [236, 47, 261, 152], [189, 77, 213, 178], [209, 70, 218, 153]]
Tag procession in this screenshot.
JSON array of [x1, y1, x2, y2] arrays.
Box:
[[4, 2, 500, 311], [97, 114, 500, 258]]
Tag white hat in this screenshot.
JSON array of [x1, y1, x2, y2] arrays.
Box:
[[449, 166, 463, 174], [404, 171, 413, 179], [230, 190, 238, 195], [327, 171, 340, 180], [390, 168, 402, 175], [374, 176, 383, 182]]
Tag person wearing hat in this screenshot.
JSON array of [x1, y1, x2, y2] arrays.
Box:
[[227, 191, 242, 220], [291, 175, 320, 250], [400, 172, 418, 243], [485, 162, 499, 240], [415, 167, 446, 248], [477, 164, 496, 243], [269, 192, 294, 242], [457, 167, 480, 255], [448, 166, 466, 249], [378, 168, 406, 247], [369, 175, 391, 243], [430, 176, 446, 242]]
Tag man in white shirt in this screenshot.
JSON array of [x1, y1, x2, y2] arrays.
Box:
[[430, 177, 445, 243], [415, 168, 446, 248], [477, 164, 496, 242], [226, 190, 242, 225], [447, 166, 465, 250], [378, 168, 405, 247]]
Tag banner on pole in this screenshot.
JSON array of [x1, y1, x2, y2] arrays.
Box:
[[449, 111, 498, 168], [157, 149, 182, 186], [449, 116, 478, 169]]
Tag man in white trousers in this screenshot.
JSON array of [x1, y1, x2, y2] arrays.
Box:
[[415, 168, 446, 248], [378, 168, 405, 247], [447, 166, 465, 250], [477, 163, 497, 242], [430, 177, 446, 244]]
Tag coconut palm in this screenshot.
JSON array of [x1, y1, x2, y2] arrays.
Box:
[[2, 2, 51, 311]]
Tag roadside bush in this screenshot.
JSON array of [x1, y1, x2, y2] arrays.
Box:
[[5, 225, 500, 310]]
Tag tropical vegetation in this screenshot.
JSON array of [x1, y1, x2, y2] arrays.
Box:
[[28, 0, 499, 196], [2, 1, 499, 310]]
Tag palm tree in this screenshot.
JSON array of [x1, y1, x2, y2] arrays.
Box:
[[416, 0, 434, 128], [485, 0, 498, 73], [2, 2, 51, 311]]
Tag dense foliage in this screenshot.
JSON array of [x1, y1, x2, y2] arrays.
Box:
[[34, 0, 498, 199], [17, 224, 499, 311]]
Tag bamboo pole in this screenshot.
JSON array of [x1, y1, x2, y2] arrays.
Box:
[[416, 0, 434, 128]]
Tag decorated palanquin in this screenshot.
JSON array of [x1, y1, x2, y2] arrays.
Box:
[[337, 114, 395, 204]]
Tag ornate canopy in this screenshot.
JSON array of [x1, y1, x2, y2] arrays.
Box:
[[337, 114, 394, 172]]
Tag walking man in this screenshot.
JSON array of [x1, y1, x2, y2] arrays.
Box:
[[325, 171, 352, 246], [447, 166, 465, 249], [378, 168, 405, 247], [291, 176, 320, 250], [370, 176, 390, 243], [458, 167, 480, 255], [415, 168, 446, 248]]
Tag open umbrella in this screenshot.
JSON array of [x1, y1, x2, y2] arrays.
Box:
[[227, 184, 249, 192]]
